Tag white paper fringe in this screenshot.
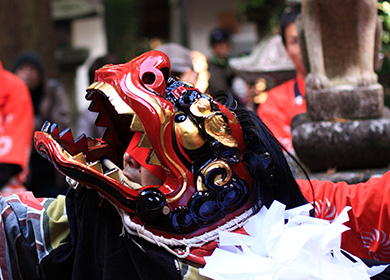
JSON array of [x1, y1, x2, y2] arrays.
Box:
[[199, 201, 388, 280]]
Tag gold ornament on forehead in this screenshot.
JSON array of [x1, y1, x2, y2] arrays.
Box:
[[204, 113, 238, 148], [190, 97, 212, 117], [190, 97, 238, 148], [174, 112, 207, 150]]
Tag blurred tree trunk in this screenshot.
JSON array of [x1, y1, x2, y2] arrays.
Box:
[[0, 0, 58, 77]]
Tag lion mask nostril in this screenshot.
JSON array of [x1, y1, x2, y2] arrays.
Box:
[[141, 72, 156, 85]]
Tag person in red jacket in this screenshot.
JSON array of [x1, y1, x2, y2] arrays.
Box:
[[257, 5, 390, 262], [257, 5, 306, 152], [0, 61, 34, 195]]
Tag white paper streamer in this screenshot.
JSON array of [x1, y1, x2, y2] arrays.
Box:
[[199, 201, 388, 280]]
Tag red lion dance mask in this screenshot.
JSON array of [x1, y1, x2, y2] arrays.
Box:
[[34, 51, 254, 259]]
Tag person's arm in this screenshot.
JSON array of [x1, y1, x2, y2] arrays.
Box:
[[0, 192, 69, 278], [298, 171, 390, 262]]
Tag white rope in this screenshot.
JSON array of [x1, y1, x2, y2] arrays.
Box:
[[65, 176, 79, 189], [117, 207, 254, 258]]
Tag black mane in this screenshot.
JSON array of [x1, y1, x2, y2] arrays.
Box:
[[214, 91, 309, 212]]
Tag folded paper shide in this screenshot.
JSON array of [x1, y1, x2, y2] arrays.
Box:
[[199, 201, 388, 280]]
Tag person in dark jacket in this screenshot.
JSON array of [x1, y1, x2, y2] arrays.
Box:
[[13, 52, 72, 197]]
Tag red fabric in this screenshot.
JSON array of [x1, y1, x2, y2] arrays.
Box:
[[126, 132, 166, 181], [298, 172, 390, 262], [0, 62, 34, 192], [257, 76, 306, 151], [3, 191, 45, 210], [186, 227, 248, 265]]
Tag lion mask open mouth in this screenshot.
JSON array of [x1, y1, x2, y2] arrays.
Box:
[[34, 50, 252, 241]]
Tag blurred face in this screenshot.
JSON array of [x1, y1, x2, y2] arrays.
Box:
[[179, 69, 199, 85], [123, 153, 164, 186], [14, 64, 41, 90], [284, 22, 305, 78], [213, 42, 231, 58]]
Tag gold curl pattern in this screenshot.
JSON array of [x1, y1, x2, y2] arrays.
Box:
[[190, 97, 212, 117], [189, 97, 238, 148], [204, 113, 238, 148], [196, 160, 233, 192]]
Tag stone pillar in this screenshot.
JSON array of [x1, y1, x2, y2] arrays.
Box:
[[306, 84, 384, 121], [292, 82, 390, 172], [292, 0, 390, 172]]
